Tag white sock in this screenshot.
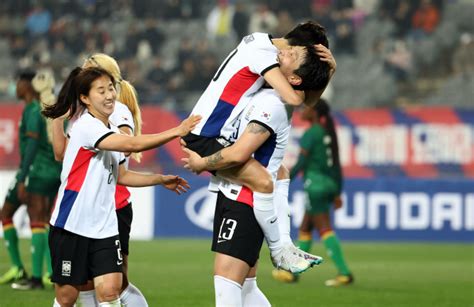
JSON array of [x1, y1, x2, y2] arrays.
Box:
[[98, 299, 121, 307], [120, 283, 148, 306], [214, 275, 242, 307], [253, 192, 282, 256], [274, 179, 292, 245], [242, 277, 271, 307], [53, 298, 61, 307], [78, 290, 99, 307]]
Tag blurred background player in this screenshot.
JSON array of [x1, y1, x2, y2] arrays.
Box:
[[11, 70, 61, 290], [273, 99, 353, 286], [0, 71, 60, 290], [52, 53, 149, 306]]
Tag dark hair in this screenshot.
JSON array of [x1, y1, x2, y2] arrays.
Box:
[[17, 70, 36, 82], [293, 46, 330, 91], [315, 99, 340, 168], [284, 21, 329, 48], [42, 67, 115, 119]]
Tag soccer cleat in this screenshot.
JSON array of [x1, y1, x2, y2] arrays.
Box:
[[11, 277, 45, 290], [271, 244, 312, 274], [0, 267, 27, 284], [272, 269, 299, 283], [42, 273, 53, 287], [297, 249, 323, 266], [325, 274, 354, 287]]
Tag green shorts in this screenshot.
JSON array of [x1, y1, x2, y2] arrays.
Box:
[[25, 176, 60, 199], [303, 174, 338, 215], [5, 175, 22, 207], [5, 172, 60, 208]]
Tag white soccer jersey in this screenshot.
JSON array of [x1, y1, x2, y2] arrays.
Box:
[[109, 101, 134, 209], [190, 32, 279, 139], [218, 88, 293, 206], [50, 112, 123, 239]]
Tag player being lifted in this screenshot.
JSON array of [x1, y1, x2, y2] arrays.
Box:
[[183, 21, 331, 273], [182, 44, 336, 306]]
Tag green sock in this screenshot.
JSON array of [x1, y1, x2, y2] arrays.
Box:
[[44, 227, 52, 276], [3, 224, 23, 268], [322, 231, 351, 276], [297, 231, 312, 252], [31, 225, 46, 278]]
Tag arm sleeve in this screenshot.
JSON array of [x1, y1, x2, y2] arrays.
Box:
[[18, 137, 39, 182], [247, 33, 279, 75], [76, 116, 116, 149], [110, 102, 134, 132], [18, 107, 43, 182], [244, 93, 286, 136], [290, 128, 321, 180]]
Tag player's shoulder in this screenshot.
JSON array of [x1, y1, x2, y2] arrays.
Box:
[[252, 89, 286, 111], [241, 32, 275, 49]]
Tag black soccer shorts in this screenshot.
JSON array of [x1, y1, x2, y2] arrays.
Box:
[[49, 226, 123, 285], [182, 133, 228, 175], [211, 192, 264, 267], [116, 202, 133, 256]]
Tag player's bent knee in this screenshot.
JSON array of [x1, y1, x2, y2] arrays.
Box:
[[254, 175, 273, 194], [277, 165, 289, 180]]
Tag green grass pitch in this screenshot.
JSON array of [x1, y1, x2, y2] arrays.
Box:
[[0, 239, 473, 306]]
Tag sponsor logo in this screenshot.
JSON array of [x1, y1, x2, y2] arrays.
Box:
[[243, 34, 255, 44]]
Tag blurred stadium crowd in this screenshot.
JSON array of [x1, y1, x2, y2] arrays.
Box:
[[0, 0, 472, 111]]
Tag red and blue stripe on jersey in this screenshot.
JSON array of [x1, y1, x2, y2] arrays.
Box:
[[55, 147, 95, 228], [200, 67, 259, 137]]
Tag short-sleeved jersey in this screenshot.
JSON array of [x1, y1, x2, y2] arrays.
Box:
[[190, 32, 279, 139], [50, 112, 123, 239], [300, 125, 342, 191], [19, 100, 61, 179], [109, 101, 134, 209], [218, 88, 293, 206]]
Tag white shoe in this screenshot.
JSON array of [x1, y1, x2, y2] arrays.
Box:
[[271, 244, 312, 274], [298, 249, 323, 266]]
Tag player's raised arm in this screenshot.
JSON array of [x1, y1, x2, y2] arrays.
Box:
[[97, 114, 201, 153], [263, 66, 305, 106]]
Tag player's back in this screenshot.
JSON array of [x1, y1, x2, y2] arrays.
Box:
[[190, 33, 279, 139]]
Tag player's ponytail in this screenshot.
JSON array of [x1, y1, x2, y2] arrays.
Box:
[[84, 53, 143, 162], [42, 67, 83, 119]]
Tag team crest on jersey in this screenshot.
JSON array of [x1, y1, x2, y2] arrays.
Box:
[[62, 261, 71, 276], [243, 34, 255, 44], [261, 111, 271, 121]]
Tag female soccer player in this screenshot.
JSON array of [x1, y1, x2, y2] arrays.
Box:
[[274, 99, 354, 286], [52, 53, 151, 305], [43, 67, 199, 306]]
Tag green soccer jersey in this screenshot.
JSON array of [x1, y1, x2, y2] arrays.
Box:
[[19, 100, 61, 180], [298, 124, 342, 193]]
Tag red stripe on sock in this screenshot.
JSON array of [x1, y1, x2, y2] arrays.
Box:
[[2, 219, 13, 227]]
